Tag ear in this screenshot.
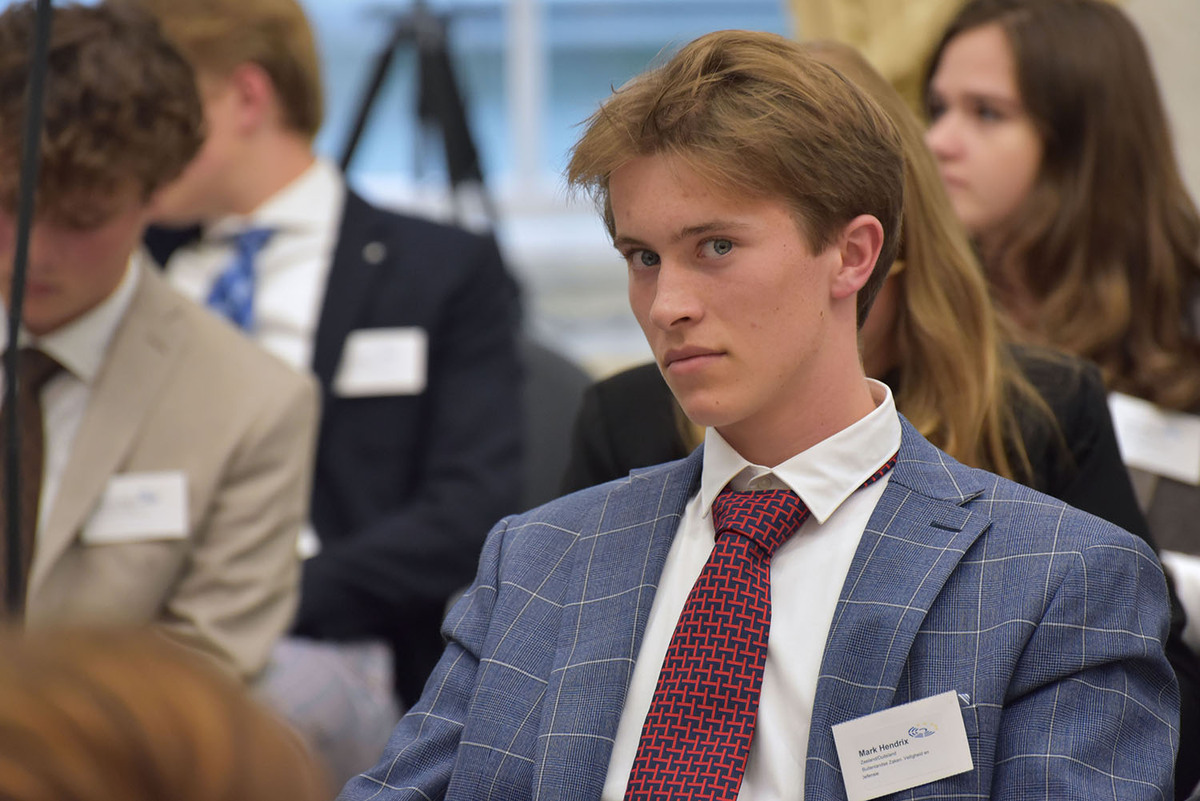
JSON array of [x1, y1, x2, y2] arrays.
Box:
[[226, 62, 278, 134], [829, 214, 885, 300]]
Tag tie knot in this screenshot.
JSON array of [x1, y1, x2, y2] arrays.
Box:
[[711, 487, 809, 558], [13, 348, 62, 393], [230, 227, 274, 257]]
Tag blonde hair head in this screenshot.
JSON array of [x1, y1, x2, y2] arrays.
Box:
[[0, 628, 330, 801], [116, 0, 323, 140], [806, 40, 1051, 480], [567, 29, 904, 325]]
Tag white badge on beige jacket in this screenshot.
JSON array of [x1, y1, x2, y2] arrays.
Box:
[[80, 471, 188, 544]]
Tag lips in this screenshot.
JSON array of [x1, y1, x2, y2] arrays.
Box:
[[938, 172, 968, 191], [663, 346, 723, 371]]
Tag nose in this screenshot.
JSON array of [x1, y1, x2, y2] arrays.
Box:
[[638, 260, 703, 332], [26, 225, 58, 268], [925, 112, 963, 163]]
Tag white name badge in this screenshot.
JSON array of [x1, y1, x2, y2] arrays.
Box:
[[831, 690, 974, 801], [81, 472, 188, 544], [1109, 392, 1200, 485], [333, 327, 427, 398]]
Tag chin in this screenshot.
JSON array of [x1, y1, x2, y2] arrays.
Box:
[[675, 396, 739, 431]]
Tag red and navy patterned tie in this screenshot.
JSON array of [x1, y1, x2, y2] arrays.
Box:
[[625, 455, 898, 801]]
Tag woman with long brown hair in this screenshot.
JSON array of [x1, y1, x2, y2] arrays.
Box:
[[923, 0, 1200, 545]]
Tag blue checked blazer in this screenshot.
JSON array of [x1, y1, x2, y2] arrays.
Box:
[[341, 419, 1180, 800]]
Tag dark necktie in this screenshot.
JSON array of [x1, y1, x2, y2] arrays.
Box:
[[0, 348, 62, 617], [625, 455, 898, 801], [206, 227, 274, 331]]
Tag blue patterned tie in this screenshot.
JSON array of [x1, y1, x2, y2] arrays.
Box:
[[206, 227, 274, 331]]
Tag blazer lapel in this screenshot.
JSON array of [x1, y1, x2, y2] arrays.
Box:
[[534, 450, 702, 801], [805, 421, 992, 801], [311, 191, 386, 393], [29, 268, 185, 597]]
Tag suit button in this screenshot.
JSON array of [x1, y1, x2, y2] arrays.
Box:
[[363, 241, 386, 264]]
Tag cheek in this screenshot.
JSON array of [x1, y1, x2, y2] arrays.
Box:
[[626, 274, 653, 324], [990, 137, 1041, 213]]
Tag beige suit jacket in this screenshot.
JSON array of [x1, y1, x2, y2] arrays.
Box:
[[25, 264, 319, 679]]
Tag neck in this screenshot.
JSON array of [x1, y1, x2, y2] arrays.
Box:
[[719, 339, 878, 467], [227, 132, 316, 216]]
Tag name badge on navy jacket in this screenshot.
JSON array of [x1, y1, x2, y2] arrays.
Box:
[[334, 327, 427, 397], [832, 690, 974, 801], [81, 471, 189, 544]]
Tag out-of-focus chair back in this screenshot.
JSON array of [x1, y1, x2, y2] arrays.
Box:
[[519, 337, 591, 510]]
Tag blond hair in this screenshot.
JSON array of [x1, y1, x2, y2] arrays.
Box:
[[0, 628, 329, 801], [806, 39, 1057, 481], [567, 29, 904, 325], [117, 0, 323, 140]]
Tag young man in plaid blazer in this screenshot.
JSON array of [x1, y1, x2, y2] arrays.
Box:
[[342, 29, 1179, 801]]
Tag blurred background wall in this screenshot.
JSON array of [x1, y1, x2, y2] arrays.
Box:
[[10, 0, 1196, 377]]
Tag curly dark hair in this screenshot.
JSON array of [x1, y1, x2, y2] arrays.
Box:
[[0, 1, 204, 219]]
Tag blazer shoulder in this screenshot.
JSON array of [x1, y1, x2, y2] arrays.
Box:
[[521, 449, 700, 525], [138, 267, 317, 404], [338, 189, 499, 255], [959, 459, 1154, 559], [893, 419, 1150, 556]]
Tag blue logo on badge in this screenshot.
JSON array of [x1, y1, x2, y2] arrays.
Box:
[[908, 724, 937, 738]]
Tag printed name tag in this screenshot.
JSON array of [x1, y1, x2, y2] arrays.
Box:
[[831, 690, 974, 801], [334, 327, 427, 398], [1108, 392, 1200, 485], [81, 472, 188, 544]]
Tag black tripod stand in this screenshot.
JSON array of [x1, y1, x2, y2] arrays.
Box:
[[338, 0, 495, 230]]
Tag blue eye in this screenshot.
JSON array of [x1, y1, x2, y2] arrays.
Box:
[[625, 249, 660, 269], [973, 101, 1003, 123], [703, 239, 733, 257]]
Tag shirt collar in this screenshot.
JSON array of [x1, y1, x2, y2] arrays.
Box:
[[204, 156, 344, 240], [699, 379, 902, 523], [1, 253, 141, 384]]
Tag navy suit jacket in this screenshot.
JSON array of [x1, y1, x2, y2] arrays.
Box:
[[147, 190, 523, 702], [341, 419, 1179, 800]]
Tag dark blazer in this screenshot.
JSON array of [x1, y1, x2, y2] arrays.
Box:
[[563, 346, 1200, 797], [343, 422, 1178, 800], [146, 190, 523, 703]]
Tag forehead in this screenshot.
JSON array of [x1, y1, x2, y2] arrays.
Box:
[[609, 153, 816, 248], [46, 180, 146, 221], [611, 155, 781, 222], [933, 23, 1021, 97]]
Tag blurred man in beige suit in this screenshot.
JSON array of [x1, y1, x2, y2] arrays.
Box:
[[0, 1, 318, 679]]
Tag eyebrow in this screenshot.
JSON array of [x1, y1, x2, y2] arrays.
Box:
[[929, 84, 1024, 111], [613, 219, 754, 251]]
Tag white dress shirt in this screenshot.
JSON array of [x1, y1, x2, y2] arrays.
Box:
[[602, 379, 902, 801], [0, 257, 140, 542], [164, 156, 346, 371]]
